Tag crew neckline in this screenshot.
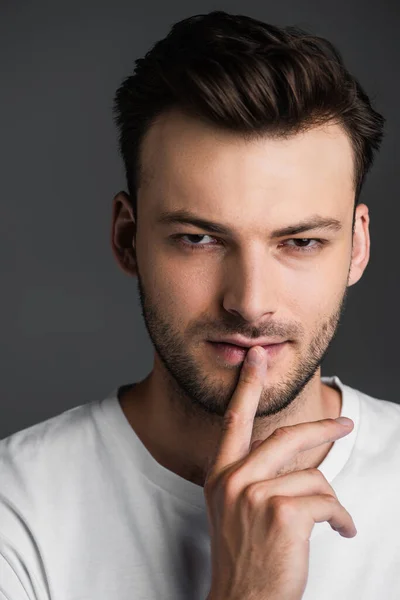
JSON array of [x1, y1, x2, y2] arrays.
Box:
[[97, 375, 359, 517]]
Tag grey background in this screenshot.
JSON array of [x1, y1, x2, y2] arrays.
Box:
[[0, 1, 398, 439]]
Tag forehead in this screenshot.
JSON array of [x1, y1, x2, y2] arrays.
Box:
[[139, 109, 355, 221]]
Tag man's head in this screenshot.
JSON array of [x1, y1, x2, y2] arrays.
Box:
[[111, 11, 385, 420]]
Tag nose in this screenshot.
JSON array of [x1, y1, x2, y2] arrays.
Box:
[[222, 250, 280, 323]]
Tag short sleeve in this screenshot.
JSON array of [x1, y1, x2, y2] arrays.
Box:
[[0, 453, 50, 600], [0, 552, 30, 600]]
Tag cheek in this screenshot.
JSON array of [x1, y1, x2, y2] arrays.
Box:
[[174, 275, 212, 311], [150, 258, 210, 315], [284, 270, 344, 321]]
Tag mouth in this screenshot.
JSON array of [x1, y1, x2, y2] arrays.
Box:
[[208, 340, 288, 365]]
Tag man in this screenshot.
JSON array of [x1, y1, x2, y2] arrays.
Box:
[[1, 10, 398, 600]]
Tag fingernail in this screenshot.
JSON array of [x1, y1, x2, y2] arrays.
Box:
[[247, 347, 263, 366], [335, 417, 353, 427]]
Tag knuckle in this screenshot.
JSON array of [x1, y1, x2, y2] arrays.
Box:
[[222, 408, 250, 432], [222, 409, 239, 431], [243, 482, 265, 506], [308, 467, 325, 483], [269, 495, 298, 524], [204, 470, 240, 505], [270, 426, 296, 443], [240, 372, 258, 385], [204, 465, 233, 495], [203, 475, 216, 497], [322, 492, 338, 506], [220, 472, 242, 499], [306, 468, 337, 499]]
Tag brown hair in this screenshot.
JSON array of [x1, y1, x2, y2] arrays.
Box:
[[113, 10, 385, 230]]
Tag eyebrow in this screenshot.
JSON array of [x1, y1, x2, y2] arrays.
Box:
[[156, 209, 343, 238]]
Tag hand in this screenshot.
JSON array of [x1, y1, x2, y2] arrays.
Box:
[[204, 345, 356, 600]]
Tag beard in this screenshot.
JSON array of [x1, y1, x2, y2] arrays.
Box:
[[134, 265, 350, 422]]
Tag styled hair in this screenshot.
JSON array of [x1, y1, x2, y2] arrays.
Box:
[[113, 10, 385, 231]]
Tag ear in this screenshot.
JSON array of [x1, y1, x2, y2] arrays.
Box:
[[111, 191, 138, 277], [347, 203, 370, 287]]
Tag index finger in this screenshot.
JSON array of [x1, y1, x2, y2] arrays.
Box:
[[208, 345, 267, 478]]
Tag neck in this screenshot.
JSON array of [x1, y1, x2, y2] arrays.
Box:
[[118, 369, 342, 488]]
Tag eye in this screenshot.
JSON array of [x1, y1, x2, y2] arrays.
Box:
[[171, 234, 325, 254], [284, 238, 323, 252], [173, 234, 217, 249]]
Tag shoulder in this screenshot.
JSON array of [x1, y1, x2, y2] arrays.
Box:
[[0, 400, 105, 576], [0, 400, 101, 505], [0, 404, 100, 600], [356, 385, 400, 431], [352, 384, 400, 472]]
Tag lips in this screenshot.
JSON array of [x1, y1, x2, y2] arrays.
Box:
[[209, 340, 287, 365], [211, 336, 287, 347], [223, 342, 278, 348]]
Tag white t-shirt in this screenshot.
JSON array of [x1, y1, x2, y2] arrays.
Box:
[[1, 375, 400, 600]]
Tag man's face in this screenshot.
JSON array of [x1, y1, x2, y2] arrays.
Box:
[[129, 110, 362, 419]]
